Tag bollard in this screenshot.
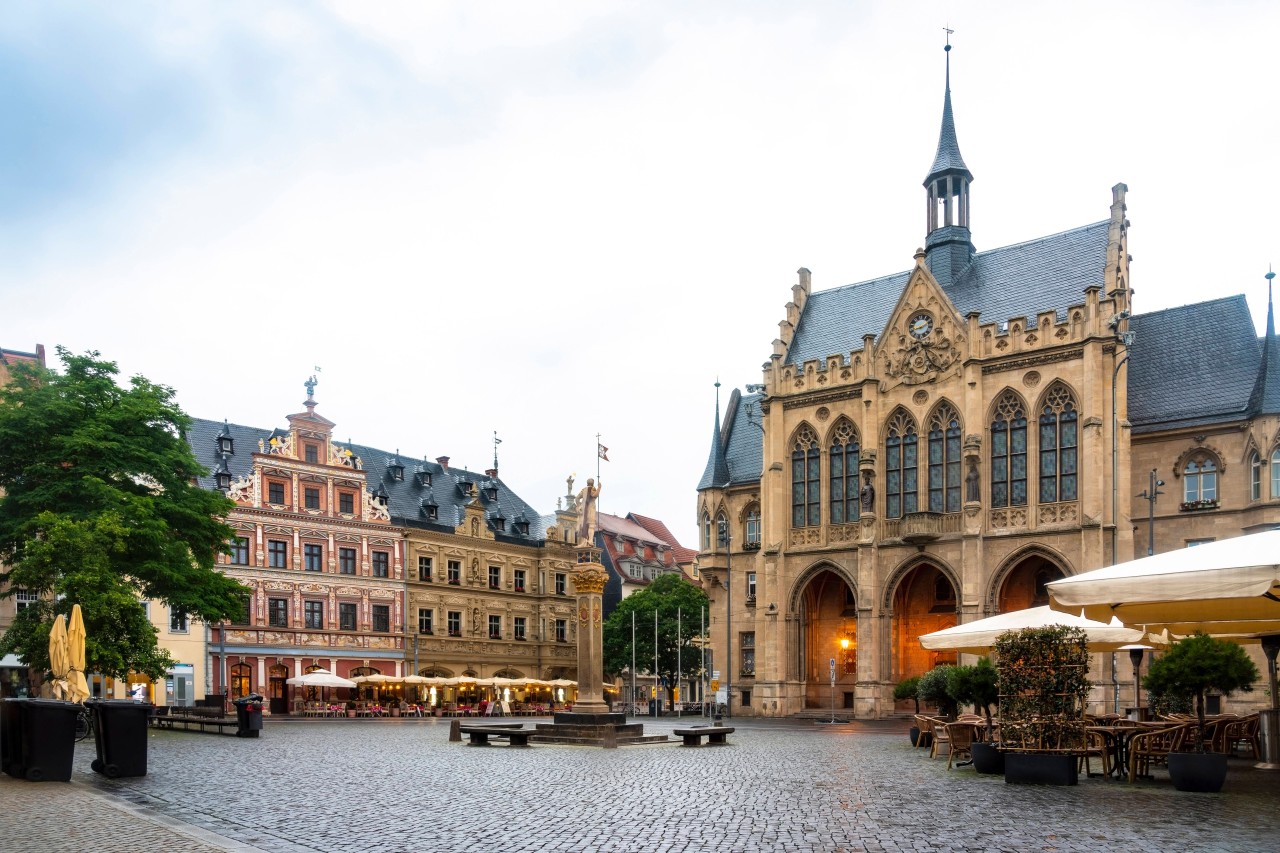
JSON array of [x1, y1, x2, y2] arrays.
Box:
[[448, 719, 461, 742], [603, 727, 617, 749]]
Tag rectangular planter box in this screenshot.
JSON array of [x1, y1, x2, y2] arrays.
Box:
[[1004, 752, 1078, 786]]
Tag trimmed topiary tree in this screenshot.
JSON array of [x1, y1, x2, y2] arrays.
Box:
[[1143, 632, 1259, 752], [949, 657, 999, 739], [893, 676, 921, 714], [917, 665, 958, 719]]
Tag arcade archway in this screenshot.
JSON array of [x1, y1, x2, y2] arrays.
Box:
[[995, 553, 1066, 613], [796, 567, 857, 708], [891, 563, 958, 681]]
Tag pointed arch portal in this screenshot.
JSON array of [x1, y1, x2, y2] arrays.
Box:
[[892, 563, 958, 681], [795, 567, 856, 708]]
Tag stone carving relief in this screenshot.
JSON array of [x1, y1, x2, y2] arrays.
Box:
[[227, 474, 255, 504]]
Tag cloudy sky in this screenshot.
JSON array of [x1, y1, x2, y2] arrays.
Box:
[[3, 1, 1277, 547]]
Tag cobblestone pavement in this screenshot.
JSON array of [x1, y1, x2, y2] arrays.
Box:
[[5, 717, 1277, 853]]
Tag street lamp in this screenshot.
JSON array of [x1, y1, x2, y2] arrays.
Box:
[[717, 517, 732, 720], [1136, 469, 1164, 557]]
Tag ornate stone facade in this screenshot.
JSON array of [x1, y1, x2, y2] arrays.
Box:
[[696, 58, 1280, 719]]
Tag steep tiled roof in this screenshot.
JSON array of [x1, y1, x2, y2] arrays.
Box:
[[627, 513, 696, 564], [187, 416, 547, 543], [697, 391, 764, 490], [786, 221, 1111, 368], [1128, 296, 1261, 433]]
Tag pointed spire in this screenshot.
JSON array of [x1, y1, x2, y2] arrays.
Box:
[[698, 379, 732, 490], [925, 34, 972, 183], [1249, 267, 1280, 415]]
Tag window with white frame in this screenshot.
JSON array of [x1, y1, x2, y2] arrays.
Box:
[[1183, 455, 1219, 505], [169, 608, 189, 633], [747, 572, 757, 600], [14, 590, 37, 612]]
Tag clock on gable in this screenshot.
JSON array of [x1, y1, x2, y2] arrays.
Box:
[[908, 312, 934, 339]]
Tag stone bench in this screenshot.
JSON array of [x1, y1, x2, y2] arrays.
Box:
[[672, 726, 735, 746], [456, 723, 530, 746]]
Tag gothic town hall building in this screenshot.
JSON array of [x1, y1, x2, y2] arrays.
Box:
[[697, 53, 1280, 719]]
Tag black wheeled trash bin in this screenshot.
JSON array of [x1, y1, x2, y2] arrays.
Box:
[[86, 699, 149, 778], [0, 698, 79, 782], [233, 693, 265, 738]]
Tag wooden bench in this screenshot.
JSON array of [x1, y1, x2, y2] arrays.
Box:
[[672, 726, 735, 746], [456, 723, 530, 746], [150, 705, 241, 736]]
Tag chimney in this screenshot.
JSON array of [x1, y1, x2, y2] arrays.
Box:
[[484, 468, 498, 479], [436, 456, 450, 471]]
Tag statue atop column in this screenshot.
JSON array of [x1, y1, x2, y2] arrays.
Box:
[[575, 478, 602, 542]]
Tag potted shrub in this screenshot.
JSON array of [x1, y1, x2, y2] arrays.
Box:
[[893, 677, 924, 744], [916, 666, 959, 719], [949, 658, 1002, 774], [995, 625, 1090, 786], [1143, 632, 1259, 792]]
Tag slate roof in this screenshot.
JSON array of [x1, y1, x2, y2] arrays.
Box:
[[785, 221, 1111, 368], [186, 416, 547, 544], [697, 391, 764, 490], [1128, 296, 1269, 433], [926, 83, 971, 181]]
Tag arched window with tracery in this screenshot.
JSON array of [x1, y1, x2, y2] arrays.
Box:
[[927, 402, 962, 513], [1272, 448, 1280, 499], [1183, 454, 1218, 505], [885, 410, 919, 519], [1250, 451, 1261, 501], [791, 425, 820, 527], [744, 504, 761, 547], [701, 512, 712, 551], [991, 391, 1028, 507], [1038, 384, 1078, 503], [829, 419, 861, 524]]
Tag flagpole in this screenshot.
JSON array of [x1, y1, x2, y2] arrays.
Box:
[[677, 607, 682, 719], [631, 610, 636, 719], [654, 609, 659, 717]]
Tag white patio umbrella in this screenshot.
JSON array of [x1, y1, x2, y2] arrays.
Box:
[[1047, 529, 1280, 636], [919, 605, 1153, 655], [285, 668, 357, 689]]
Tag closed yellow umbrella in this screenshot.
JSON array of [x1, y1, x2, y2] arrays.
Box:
[[48, 614, 70, 700], [67, 604, 90, 704]]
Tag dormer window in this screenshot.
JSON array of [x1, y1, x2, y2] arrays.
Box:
[[373, 483, 390, 506], [216, 424, 234, 455], [490, 510, 506, 532], [214, 458, 232, 491], [458, 480, 475, 498], [483, 480, 499, 501], [513, 513, 530, 536], [421, 495, 438, 520], [387, 453, 405, 482], [417, 468, 432, 487]]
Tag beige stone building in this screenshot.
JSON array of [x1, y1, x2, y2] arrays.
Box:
[[696, 53, 1280, 718]]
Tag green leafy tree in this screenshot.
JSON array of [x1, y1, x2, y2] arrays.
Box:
[[0, 348, 248, 681], [893, 675, 921, 714], [1143, 632, 1259, 752], [947, 657, 999, 737], [917, 665, 959, 718], [602, 573, 709, 710]]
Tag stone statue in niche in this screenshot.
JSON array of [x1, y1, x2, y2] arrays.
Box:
[[966, 462, 980, 503], [859, 472, 875, 514]]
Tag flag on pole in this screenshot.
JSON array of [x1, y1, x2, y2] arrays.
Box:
[[598, 443, 609, 461]]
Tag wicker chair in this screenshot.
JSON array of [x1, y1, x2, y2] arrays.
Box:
[[926, 717, 952, 760], [945, 722, 978, 770], [1128, 724, 1190, 783], [1079, 730, 1112, 778], [1223, 713, 1261, 759]]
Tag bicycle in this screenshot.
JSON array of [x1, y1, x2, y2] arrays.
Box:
[[74, 706, 93, 742]]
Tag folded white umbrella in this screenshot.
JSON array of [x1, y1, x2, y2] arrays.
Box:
[[919, 605, 1152, 654]]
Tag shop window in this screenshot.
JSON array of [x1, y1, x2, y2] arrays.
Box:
[[230, 663, 252, 699]]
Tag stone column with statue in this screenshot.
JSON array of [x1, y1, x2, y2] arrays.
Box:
[[567, 546, 611, 716]]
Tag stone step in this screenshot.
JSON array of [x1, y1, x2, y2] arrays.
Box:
[[533, 723, 646, 737]]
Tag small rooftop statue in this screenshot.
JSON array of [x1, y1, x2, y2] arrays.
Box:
[[575, 478, 601, 542]]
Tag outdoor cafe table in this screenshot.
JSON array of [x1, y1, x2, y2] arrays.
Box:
[[1087, 721, 1181, 780]]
